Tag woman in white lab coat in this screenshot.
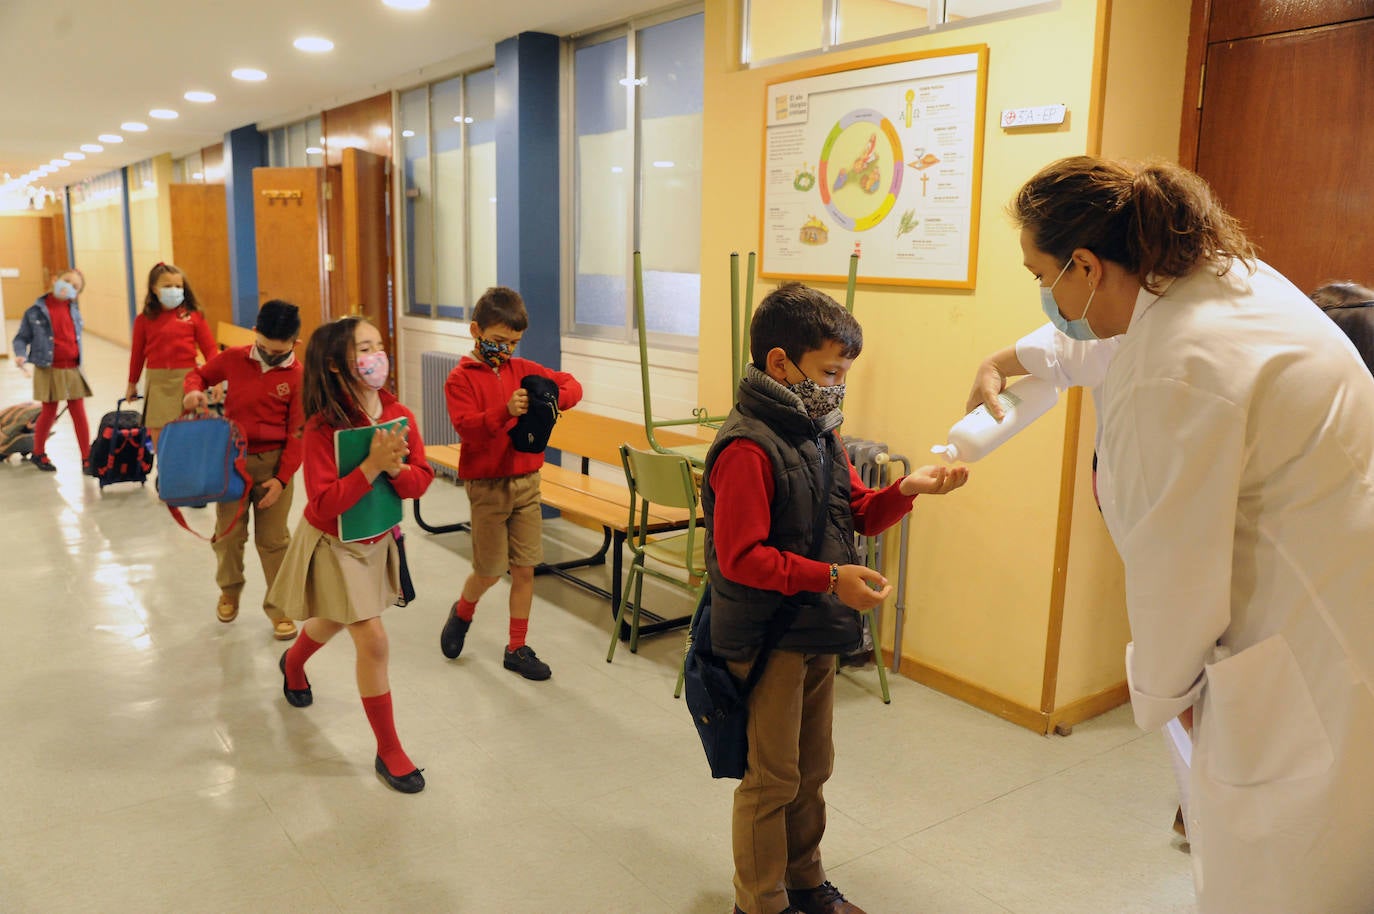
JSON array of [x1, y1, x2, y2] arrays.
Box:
[[1006, 156, 1374, 913]]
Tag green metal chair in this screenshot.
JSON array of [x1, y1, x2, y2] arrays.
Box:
[[607, 445, 708, 679]]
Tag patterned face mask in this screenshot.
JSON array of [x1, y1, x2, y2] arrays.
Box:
[[476, 337, 514, 369], [356, 350, 390, 390], [786, 360, 845, 419]]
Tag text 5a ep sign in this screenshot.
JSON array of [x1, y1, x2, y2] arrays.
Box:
[[1000, 104, 1067, 128]]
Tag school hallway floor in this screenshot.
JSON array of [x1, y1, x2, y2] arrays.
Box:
[[0, 327, 1197, 914]]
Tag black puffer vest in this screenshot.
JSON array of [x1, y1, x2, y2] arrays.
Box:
[[702, 368, 861, 660]]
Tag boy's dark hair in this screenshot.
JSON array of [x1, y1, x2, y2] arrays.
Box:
[[749, 282, 863, 369], [142, 262, 201, 317], [256, 300, 301, 341], [302, 316, 369, 429], [473, 286, 529, 331]]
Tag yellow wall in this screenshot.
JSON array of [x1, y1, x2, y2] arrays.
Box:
[[70, 186, 130, 346], [0, 213, 47, 321], [704, 1, 1105, 711]]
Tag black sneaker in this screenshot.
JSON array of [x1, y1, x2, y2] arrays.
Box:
[[503, 645, 551, 681], [30, 453, 56, 472], [440, 604, 471, 659]]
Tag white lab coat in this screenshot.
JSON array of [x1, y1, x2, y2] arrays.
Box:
[[1094, 259, 1374, 913]]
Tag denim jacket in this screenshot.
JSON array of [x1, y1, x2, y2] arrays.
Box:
[[12, 294, 83, 368]]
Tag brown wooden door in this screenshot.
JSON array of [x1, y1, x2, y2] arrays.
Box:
[[340, 148, 392, 365], [38, 214, 68, 290], [1187, 7, 1374, 294], [253, 167, 330, 344], [169, 183, 233, 334]]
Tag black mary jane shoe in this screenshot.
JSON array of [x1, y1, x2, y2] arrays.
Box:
[[374, 755, 425, 794], [279, 650, 313, 708]]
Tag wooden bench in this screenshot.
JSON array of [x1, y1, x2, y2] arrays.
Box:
[[414, 410, 716, 638], [216, 321, 257, 349]]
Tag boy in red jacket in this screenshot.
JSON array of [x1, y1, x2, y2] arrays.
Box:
[[182, 300, 305, 641], [441, 287, 582, 679]]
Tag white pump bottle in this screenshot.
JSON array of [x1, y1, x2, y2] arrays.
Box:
[[931, 375, 1060, 463]]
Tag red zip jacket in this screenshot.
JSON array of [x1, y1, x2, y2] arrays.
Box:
[[709, 439, 916, 594], [444, 354, 583, 479], [128, 307, 216, 381], [301, 391, 434, 543], [184, 345, 305, 483]]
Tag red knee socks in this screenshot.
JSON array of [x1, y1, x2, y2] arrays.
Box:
[[362, 692, 415, 776], [508, 617, 529, 651], [454, 596, 476, 622], [68, 399, 90, 460], [32, 402, 58, 455], [284, 630, 325, 690]]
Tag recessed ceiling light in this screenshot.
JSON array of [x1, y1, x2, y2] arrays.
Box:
[[150, 109, 179, 119], [121, 121, 149, 132], [64, 152, 85, 161], [293, 36, 334, 52], [305, 146, 324, 155], [383, 0, 430, 9], [184, 91, 216, 103], [652, 160, 675, 168], [55, 160, 71, 168], [98, 134, 123, 143], [232, 68, 268, 82], [80, 144, 103, 153], [401, 130, 415, 138], [452, 116, 474, 124]]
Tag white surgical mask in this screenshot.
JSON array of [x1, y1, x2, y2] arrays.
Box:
[[157, 286, 185, 309], [1040, 260, 1098, 341]]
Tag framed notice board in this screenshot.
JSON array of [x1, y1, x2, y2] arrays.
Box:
[[760, 45, 988, 289]]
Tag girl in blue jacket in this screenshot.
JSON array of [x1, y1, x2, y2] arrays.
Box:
[[12, 269, 92, 472]]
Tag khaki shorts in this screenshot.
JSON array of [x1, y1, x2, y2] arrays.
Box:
[[464, 472, 543, 576]]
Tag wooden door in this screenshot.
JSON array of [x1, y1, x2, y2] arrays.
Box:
[[1184, 4, 1374, 293], [38, 214, 68, 289], [253, 167, 330, 344], [340, 147, 392, 366], [169, 183, 233, 333]]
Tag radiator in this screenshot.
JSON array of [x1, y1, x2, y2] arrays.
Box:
[[420, 351, 462, 447], [842, 436, 912, 675]]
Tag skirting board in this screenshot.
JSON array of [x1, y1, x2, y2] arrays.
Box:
[[882, 649, 1129, 736]]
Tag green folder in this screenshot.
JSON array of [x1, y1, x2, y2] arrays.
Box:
[[335, 417, 408, 543]]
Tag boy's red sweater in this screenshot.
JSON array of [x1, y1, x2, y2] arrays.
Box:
[[128, 307, 216, 381], [443, 354, 583, 479], [301, 392, 434, 543], [184, 345, 305, 482]]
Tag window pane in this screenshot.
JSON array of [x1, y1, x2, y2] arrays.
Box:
[[431, 76, 466, 320], [573, 36, 630, 331], [638, 13, 703, 337], [399, 86, 432, 318], [836, 0, 930, 44], [746, 0, 824, 63], [286, 121, 307, 167], [305, 116, 325, 168], [465, 68, 498, 307]]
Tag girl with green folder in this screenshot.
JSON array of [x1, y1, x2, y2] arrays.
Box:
[[267, 316, 435, 794]]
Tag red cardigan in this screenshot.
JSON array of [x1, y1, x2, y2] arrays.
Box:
[[301, 392, 434, 543], [443, 354, 582, 479], [128, 307, 216, 381], [708, 439, 916, 595], [184, 345, 304, 481]]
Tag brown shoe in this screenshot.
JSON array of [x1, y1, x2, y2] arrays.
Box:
[[216, 594, 239, 623], [273, 619, 298, 641], [787, 882, 867, 914]]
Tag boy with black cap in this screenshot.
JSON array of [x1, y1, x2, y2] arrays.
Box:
[[182, 299, 305, 641], [441, 286, 582, 680]]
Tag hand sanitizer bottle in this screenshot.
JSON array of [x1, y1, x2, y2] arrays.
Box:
[[931, 376, 1060, 463]]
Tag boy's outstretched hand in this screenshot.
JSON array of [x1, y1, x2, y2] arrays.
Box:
[[835, 564, 891, 611], [899, 464, 969, 496]]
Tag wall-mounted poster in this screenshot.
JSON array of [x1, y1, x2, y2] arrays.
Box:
[[761, 45, 988, 289]]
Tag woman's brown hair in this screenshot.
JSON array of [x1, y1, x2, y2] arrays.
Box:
[[1010, 156, 1256, 294], [142, 262, 202, 317], [301, 316, 370, 430]]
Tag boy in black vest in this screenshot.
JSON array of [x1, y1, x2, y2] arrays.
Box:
[[702, 283, 968, 914]]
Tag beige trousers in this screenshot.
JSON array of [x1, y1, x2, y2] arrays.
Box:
[[214, 449, 293, 620]]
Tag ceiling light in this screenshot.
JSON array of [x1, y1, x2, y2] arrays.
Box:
[[293, 36, 334, 52], [383, 0, 430, 9], [55, 160, 71, 168], [305, 146, 324, 155], [99, 134, 123, 143], [64, 152, 85, 161], [232, 68, 268, 82], [453, 116, 474, 124], [618, 77, 647, 87], [401, 130, 415, 138], [80, 144, 103, 153], [149, 109, 179, 119], [191, 172, 204, 180], [121, 121, 149, 132], [184, 91, 216, 103], [652, 160, 675, 168]]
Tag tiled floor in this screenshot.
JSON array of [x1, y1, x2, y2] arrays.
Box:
[[0, 326, 1197, 913]]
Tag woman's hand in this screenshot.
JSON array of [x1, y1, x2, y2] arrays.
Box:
[[966, 358, 1008, 419], [835, 564, 891, 611], [900, 464, 969, 497]]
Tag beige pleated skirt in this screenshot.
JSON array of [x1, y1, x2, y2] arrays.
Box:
[[266, 521, 399, 624], [32, 367, 92, 403], [142, 368, 190, 430]]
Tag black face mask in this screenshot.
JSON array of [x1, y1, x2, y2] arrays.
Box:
[[256, 344, 293, 367]]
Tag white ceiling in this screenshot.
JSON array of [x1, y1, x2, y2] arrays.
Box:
[[0, 0, 671, 188]]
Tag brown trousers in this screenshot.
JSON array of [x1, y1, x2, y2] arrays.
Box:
[[214, 449, 293, 620], [727, 650, 836, 914]]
